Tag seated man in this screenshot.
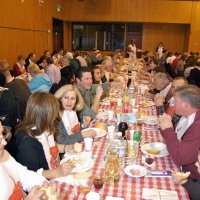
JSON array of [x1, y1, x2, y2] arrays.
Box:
[[59, 56, 74, 84], [75, 67, 109, 120], [153, 73, 172, 100], [4, 70, 30, 103], [154, 77, 188, 126], [101, 58, 116, 82], [0, 73, 17, 128], [159, 85, 200, 181]]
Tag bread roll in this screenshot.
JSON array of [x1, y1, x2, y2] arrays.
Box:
[[95, 123, 106, 130], [74, 143, 82, 153], [146, 149, 160, 155], [73, 171, 92, 179], [176, 172, 190, 180], [39, 186, 57, 200]]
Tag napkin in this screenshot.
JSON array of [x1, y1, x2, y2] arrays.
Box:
[[105, 196, 124, 200], [142, 188, 178, 200]]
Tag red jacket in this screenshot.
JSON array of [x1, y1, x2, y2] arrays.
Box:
[[161, 109, 200, 181], [13, 63, 21, 77]]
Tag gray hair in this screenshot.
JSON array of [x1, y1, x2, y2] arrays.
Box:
[[154, 73, 169, 84], [59, 55, 70, 63], [173, 76, 188, 85], [65, 52, 73, 60], [102, 58, 112, 67], [175, 85, 200, 109]]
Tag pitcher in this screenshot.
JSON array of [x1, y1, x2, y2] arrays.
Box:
[[104, 153, 120, 185]]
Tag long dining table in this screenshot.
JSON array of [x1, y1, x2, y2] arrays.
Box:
[[54, 87, 190, 200]]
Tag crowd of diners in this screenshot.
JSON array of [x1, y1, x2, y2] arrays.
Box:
[[0, 46, 200, 199]]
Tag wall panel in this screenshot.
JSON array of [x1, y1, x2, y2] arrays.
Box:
[[142, 23, 189, 53], [188, 2, 200, 51], [63, 0, 192, 23], [0, 0, 63, 66], [0, 27, 49, 66]]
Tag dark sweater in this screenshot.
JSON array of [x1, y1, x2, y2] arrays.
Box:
[[8, 131, 49, 172], [182, 179, 200, 200], [0, 90, 17, 128], [5, 79, 30, 102]]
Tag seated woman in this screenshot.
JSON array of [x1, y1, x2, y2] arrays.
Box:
[[91, 66, 103, 84], [8, 92, 74, 180], [172, 147, 200, 200], [27, 64, 52, 93], [54, 84, 96, 145], [13, 55, 27, 77], [0, 121, 59, 200]]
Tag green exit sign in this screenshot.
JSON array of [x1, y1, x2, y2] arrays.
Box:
[[57, 5, 61, 13]]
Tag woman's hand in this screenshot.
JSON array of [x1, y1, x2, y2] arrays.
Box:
[[82, 116, 91, 127], [158, 113, 173, 130], [25, 185, 47, 200], [81, 129, 96, 138], [58, 160, 74, 177], [64, 144, 75, 153], [42, 182, 61, 198]]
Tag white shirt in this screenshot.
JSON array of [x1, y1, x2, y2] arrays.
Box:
[[105, 70, 110, 82], [62, 110, 80, 135], [76, 56, 88, 67], [0, 150, 45, 199], [160, 83, 172, 98], [127, 44, 136, 54], [175, 112, 196, 141], [168, 96, 175, 106], [157, 47, 164, 58], [35, 132, 59, 169]]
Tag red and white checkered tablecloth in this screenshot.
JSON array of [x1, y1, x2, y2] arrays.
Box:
[[54, 97, 190, 200]]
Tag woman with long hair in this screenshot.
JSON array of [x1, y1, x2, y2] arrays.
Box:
[[9, 92, 74, 180]]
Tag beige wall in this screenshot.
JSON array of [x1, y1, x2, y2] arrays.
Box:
[[0, 0, 200, 67], [142, 23, 189, 53], [63, 0, 192, 23], [0, 0, 64, 66], [188, 2, 200, 52]]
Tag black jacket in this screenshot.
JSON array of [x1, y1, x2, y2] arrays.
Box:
[[8, 131, 49, 172]]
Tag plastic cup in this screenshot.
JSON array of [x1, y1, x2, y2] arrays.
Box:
[[117, 98, 122, 107], [129, 129, 135, 141], [84, 138, 93, 151], [107, 125, 115, 133], [108, 110, 114, 120], [86, 192, 100, 200], [131, 98, 136, 107]]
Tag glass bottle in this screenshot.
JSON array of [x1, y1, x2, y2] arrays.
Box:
[[118, 114, 128, 138], [104, 153, 120, 185]]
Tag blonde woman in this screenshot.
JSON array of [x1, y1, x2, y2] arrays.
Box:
[[54, 84, 96, 145], [27, 64, 52, 93]]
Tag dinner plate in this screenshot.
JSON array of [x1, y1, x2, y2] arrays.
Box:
[[139, 100, 155, 108], [124, 165, 147, 178], [60, 152, 94, 173], [144, 116, 158, 125], [102, 97, 117, 103], [138, 80, 149, 84], [141, 142, 169, 158], [96, 109, 108, 119], [83, 128, 107, 139]]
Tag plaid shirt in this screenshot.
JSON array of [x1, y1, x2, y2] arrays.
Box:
[[156, 105, 181, 127]]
